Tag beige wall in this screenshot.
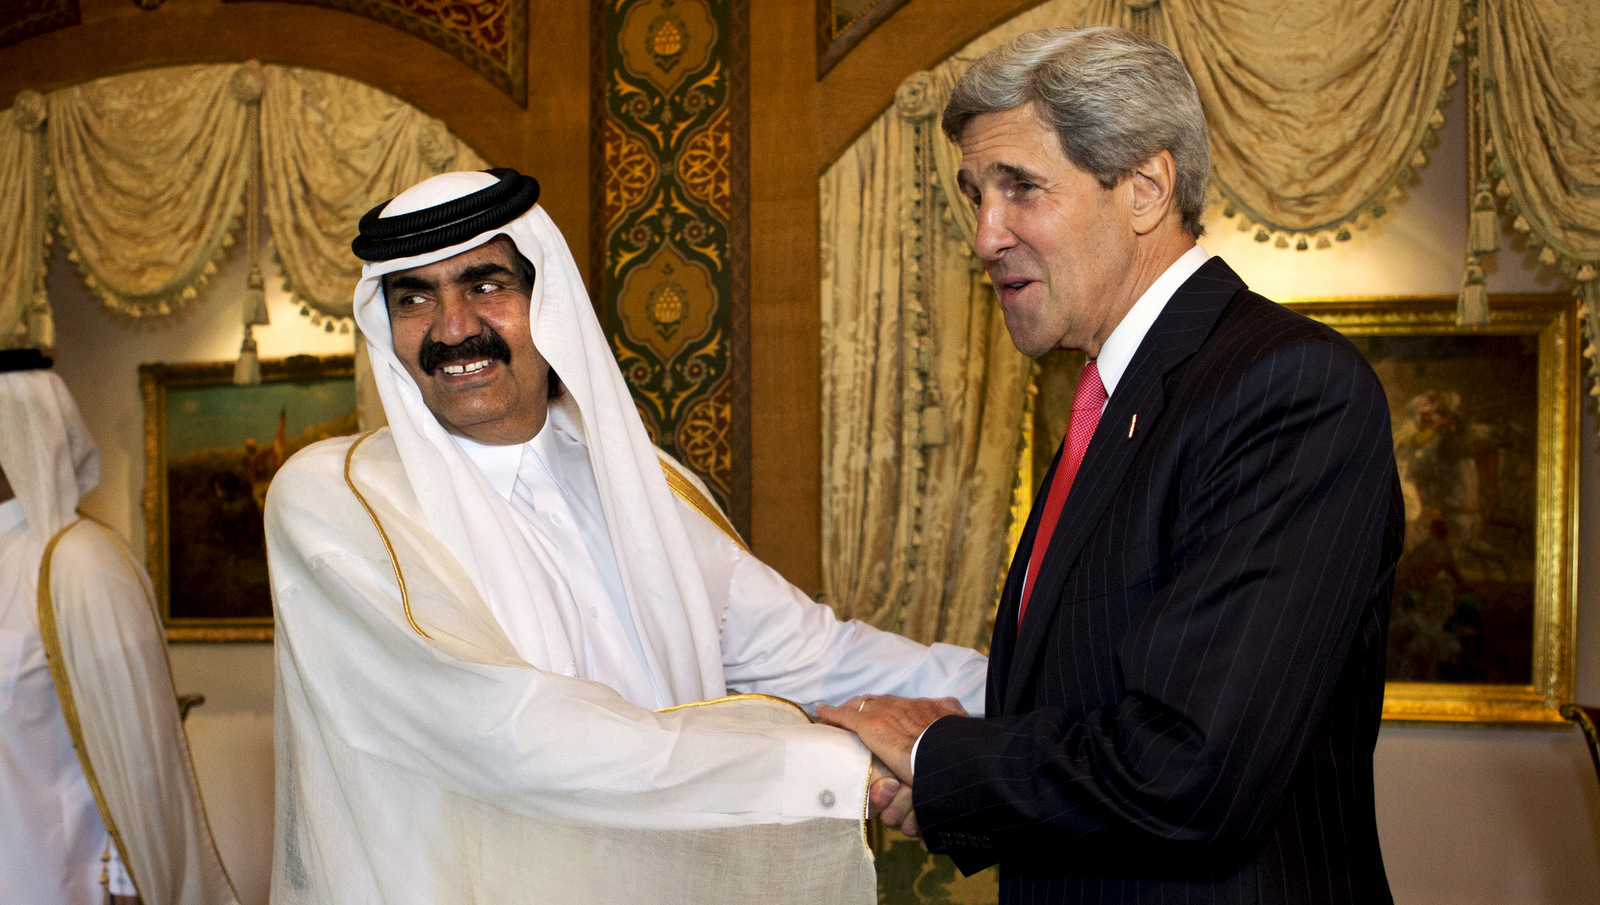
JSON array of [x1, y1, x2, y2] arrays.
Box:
[[9, 1, 1600, 902]]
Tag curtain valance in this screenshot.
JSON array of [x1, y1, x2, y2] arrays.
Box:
[[0, 62, 486, 349]]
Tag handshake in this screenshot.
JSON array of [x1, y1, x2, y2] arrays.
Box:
[[816, 694, 970, 840]]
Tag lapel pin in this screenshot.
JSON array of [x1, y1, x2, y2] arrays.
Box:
[[1128, 414, 1137, 438]]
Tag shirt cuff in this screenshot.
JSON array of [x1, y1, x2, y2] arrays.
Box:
[[909, 726, 929, 781], [782, 724, 871, 819]]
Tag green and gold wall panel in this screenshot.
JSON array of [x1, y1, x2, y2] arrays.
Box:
[[594, 0, 749, 532]]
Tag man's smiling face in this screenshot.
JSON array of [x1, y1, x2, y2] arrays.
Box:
[[956, 103, 1137, 359], [384, 236, 551, 445]]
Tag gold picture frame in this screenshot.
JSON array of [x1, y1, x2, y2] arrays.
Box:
[[141, 354, 358, 641], [1288, 294, 1579, 726]]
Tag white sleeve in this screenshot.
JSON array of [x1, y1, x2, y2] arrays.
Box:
[[656, 455, 987, 716], [717, 545, 988, 717], [276, 543, 870, 828]]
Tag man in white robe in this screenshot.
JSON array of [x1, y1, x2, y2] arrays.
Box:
[[265, 169, 985, 904], [0, 350, 239, 905]]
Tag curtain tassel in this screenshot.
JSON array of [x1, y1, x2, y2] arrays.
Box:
[[1468, 190, 1500, 254], [1458, 255, 1490, 326], [27, 300, 55, 351], [235, 326, 261, 386], [242, 265, 271, 328]]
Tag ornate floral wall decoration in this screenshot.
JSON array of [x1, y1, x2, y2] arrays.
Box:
[[223, 0, 526, 104], [0, 0, 79, 51], [595, 0, 749, 531]]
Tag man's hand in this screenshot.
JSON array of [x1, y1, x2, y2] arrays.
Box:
[[818, 695, 967, 782], [881, 780, 921, 838], [867, 757, 902, 820], [866, 758, 921, 836]]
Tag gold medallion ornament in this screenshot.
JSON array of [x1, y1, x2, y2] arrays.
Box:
[[617, 244, 716, 362], [647, 281, 687, 339], [618, 0, 717, 93], [647, 11, 687, 71]]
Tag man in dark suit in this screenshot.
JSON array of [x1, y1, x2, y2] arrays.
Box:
[[819, 26, 1404, 904]]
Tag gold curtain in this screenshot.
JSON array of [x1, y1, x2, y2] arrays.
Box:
[[49, 65, 255, 319], [0, 94, 49, 348], [820, 44, 1050, 647], [0, 63, 483, 346], [1481, 0, 1600, 382], [1163, 0, 1461, 241], [261, 68, 486, 324]]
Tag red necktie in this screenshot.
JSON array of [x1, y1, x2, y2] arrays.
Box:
[[1018, 359, 1107, 627]]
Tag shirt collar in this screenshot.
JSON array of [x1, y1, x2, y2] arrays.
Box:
[[449, 404, 588, 502], [0, 497, 24, 537], [1093, 244, 1210, 398], [452, 433, 525, 502]]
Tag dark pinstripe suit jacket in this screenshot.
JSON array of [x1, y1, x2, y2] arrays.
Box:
[[914, 257, 1405, 904]]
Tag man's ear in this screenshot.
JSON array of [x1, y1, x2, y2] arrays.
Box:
[[1127, 149, 1178, 236]]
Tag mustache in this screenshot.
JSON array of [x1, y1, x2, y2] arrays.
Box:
[[417, 328, 513, 376]]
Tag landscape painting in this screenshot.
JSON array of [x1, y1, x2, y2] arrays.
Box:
[[142, 355, 358, 640]]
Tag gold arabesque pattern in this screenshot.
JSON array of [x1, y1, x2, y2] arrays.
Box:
[[675, 378, 733, 503], [678, 107, 731, 221], [604, 120, 659, 230]]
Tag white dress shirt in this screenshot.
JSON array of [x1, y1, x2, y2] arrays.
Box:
[[455, 404, 665, 708]]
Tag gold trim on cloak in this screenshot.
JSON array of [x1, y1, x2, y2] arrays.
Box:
[[37, 518, 145, 903], [658, 458, 748, 552], [344, 432, 431, 639], [343, 429, 750, 641], [38, 516, 244, 905]]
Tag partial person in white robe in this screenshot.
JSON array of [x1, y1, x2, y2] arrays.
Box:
[[264, 168, 986, 905], [0, 350, 239, 905]]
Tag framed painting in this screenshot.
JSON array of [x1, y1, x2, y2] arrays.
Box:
[[1289, 295, 1579, 725], [141, 355, 359, 641]]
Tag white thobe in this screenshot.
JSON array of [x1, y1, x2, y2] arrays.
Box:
[[452, 404, 983, 719], [0, 498, 133, 903], [267, 428, 988, 903], [455, 406, 664, 707]]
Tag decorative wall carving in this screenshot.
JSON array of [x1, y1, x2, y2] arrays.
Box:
[[595, 0, 749, 531], [0, 0, 79, 51], [223, 0, 526, 104], [817, 0, 912, 76]]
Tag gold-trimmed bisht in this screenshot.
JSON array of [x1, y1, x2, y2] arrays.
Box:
[[343, 431, 750, 641]]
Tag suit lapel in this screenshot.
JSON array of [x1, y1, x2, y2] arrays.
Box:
[[986, 443, 1059, 711], [1000, 257, 1248, 713]]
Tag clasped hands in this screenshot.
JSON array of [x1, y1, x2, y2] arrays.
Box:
[[816, 695, 967, 839]]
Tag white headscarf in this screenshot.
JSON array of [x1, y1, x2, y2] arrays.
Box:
[[352, 171, 726, 705], [0, 368, 99, 541]]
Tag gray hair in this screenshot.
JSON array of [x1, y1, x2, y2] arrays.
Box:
[[942, 26, 1210, 238]]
